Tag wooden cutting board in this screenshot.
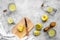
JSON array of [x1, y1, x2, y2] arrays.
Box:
[[11, 17, 34, 38]]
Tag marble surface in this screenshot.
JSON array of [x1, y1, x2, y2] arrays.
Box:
[[0, 0, 60, 40]]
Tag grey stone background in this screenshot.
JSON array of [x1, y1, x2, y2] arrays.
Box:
[[0, 0, 60, 40]]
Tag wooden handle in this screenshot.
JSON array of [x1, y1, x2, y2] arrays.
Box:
[[26, 28, 29, 36]]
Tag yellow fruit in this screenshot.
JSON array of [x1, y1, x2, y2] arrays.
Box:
[[33, 30, 40, 36], [7, 17, 13, 24], [17, 25, 24, 32], [48, 29, 56, 37], [46, 7, 53, 13], [8, 3, 16, 11], [41, 14, 48, 21], [35, 23, 42, 30]]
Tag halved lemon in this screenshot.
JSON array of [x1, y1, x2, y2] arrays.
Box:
[[46, 7, 53, 13], [33, 30, 40, 36], [41, 14, 48, 21], [7, 17, 13, 24], [48, 29, 56, 37], [35, 23, 42, 30], [8, 3, 16, 11], [17, 25, 24, 32]]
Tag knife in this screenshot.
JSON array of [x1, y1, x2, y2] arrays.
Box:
[[24, 18, 29, 36]]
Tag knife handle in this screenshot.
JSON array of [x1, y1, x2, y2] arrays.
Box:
[[26, 28, 29, 36]]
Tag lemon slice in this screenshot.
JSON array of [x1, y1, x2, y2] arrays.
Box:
[[48, 29, 56, 37], [8, 3, 16, 11], [46, 7, 53, 13], [17, 25, 24, 32], [35, 23, 42, 30], [7, 17, 13, 24], [33, 30, 40, 36], [41, 14, 48, 21]]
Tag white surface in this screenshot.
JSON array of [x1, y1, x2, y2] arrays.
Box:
[[0, 0, 60, 40]]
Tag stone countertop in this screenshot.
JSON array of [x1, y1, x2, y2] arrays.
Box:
[[0, 0, 60, 40]]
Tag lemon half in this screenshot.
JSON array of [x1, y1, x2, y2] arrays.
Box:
[[46, 7, 53, 13], [33, 30, 40, 36], [41, 14, 48, 21], [48, 29, 56, 37], [17, 25, 24, 32], [7, 17, 13, 24], [35, 23, 42, 30], [8, 3, 16, 11]]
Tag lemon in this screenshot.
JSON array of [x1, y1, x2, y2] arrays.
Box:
[[33, 30, 40, 36], [8, 3, 16, 11], [41, 14, 48, 21], [48, 29, 56, 37], [7, 17, 13, 24], [46, 7, 53, 13], [17, 25, 24, 32], [35, 23, 42, 30]]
